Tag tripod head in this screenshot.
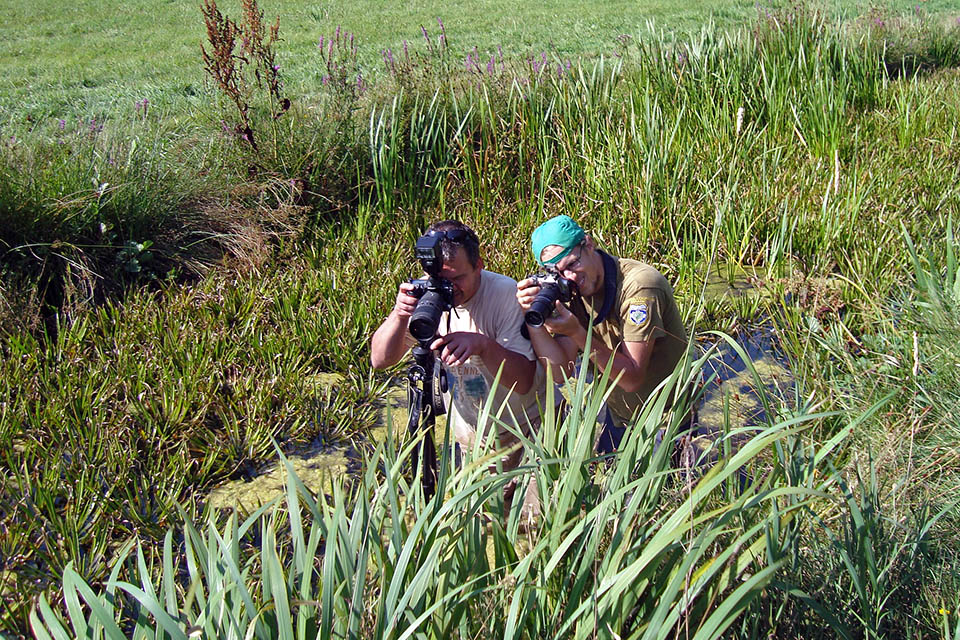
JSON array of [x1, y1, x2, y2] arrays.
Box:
[[409, 342, 447, 414]]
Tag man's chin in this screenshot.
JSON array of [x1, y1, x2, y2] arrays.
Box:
[[578, 283, 598, 298]]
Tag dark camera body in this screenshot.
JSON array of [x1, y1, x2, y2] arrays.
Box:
[[524, 273, 576, 327], [408, 233, 455, 341]]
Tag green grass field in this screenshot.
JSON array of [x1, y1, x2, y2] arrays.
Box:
[[3, 0, 960, 637], [3, 0, 958, 121]]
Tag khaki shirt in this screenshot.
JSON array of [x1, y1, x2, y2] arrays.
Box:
[[571, 256, 687, 421]]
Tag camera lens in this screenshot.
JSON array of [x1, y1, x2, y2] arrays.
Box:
[[409, 290, 447, 340], [524, 282, 561, 327]]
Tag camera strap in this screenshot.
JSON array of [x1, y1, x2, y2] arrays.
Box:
[[592, 251, 618, 326]]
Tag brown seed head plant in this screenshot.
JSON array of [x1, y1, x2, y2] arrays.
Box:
[[201, 0, 290, 153]]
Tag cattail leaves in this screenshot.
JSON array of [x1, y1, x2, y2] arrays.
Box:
[[30, 342, 864, 638]]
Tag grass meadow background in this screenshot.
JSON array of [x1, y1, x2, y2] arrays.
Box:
[[3, 0, 959, 120], [2, 0, 960, 637]]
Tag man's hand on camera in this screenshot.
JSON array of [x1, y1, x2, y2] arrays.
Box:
[[515, 278, 541, 310], [543, 300, 579, 336], [393, 282, 420, 319], [430, 332, 489, 367]]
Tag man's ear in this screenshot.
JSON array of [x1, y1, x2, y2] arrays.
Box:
[[584, 236, 596, 252], [477, 256, 484, 271]]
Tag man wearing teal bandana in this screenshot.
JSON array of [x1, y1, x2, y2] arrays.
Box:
[[516, 215, 689, 451]]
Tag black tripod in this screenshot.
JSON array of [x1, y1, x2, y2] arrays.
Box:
[[406, 342, 446, 500]]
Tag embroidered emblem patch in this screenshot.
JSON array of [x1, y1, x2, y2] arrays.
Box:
[[628, 303, 648, 325]]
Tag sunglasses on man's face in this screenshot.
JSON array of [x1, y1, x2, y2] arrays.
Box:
[[428, 229, 474, 244]]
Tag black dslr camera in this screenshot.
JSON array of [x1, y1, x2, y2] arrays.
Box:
[[524, 273, 577, 327], [407, 233, 455, 341]]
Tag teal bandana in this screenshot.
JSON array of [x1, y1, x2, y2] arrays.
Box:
[[530, 215, 586, 265]]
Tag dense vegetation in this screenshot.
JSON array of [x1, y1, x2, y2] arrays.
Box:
[[2, 1, 960, 637]]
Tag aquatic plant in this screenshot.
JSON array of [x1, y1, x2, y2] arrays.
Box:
[[29, 342, 856, 639]]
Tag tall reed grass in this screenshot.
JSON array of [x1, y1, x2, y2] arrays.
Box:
[[29, 342, 891, 639]]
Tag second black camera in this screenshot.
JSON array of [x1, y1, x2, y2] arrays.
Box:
[[524, 273, 576, 327]]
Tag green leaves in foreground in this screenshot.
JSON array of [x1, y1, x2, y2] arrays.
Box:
[[32, 345, 855, 639]]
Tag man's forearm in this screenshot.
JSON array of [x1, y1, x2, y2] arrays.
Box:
[[370, 311, 410, 369], [528, 325, 576, 382], [569, 325, 645, 389]]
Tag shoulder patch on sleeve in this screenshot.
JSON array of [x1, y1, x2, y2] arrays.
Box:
[[627, 300, 649, 326]]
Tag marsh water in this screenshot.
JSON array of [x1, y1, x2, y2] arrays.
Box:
[[207, 269, 793, 510]]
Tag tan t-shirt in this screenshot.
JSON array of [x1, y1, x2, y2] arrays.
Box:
[[438, 270, 549, 439], [571, 256, 687, 422]]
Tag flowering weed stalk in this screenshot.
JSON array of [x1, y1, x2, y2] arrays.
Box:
[[201, 0, 290, 153]]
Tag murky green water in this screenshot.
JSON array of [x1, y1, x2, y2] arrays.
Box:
[[697, 328, 794, 430], [206, 448, 350, 511], [205, 374, 443, 511]]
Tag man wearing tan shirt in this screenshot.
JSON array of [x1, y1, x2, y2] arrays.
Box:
[[516, 215, 689, 452]]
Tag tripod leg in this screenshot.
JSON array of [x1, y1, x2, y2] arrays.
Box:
[[419, 416, 438, 500], [407, 382, 438, 500]]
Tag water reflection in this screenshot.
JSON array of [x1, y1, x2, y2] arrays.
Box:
[[678, 325, 795, 471]]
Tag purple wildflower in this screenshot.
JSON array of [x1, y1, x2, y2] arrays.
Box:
[[58, 119, 65, 130], [272, 64, 280, 72], [487, 55, 495, 75], [317, 35, 324, 49]]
